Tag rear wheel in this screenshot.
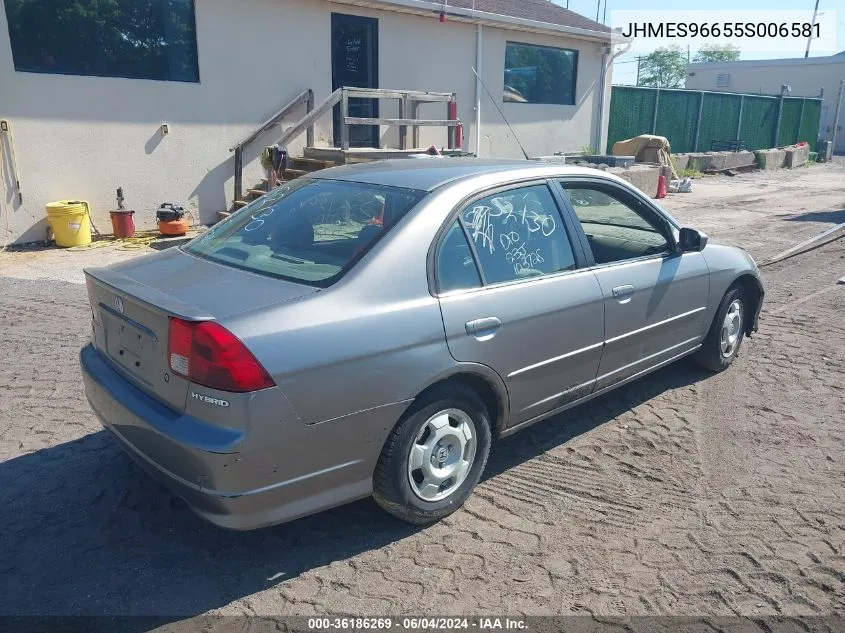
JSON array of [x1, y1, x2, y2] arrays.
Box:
[[373, 386, 492, 525], [693, 287, 746, 372]]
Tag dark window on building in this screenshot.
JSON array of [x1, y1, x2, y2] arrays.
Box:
[[503, 42, 577, 105], [3, 0, 200, 82]]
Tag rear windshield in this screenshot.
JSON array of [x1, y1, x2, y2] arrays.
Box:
[[184, 179, 424, 286]]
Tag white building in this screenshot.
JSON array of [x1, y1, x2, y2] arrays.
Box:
[[685, 52, 845, 155], [0, 0, 615, 244]]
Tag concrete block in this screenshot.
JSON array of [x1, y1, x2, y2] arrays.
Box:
[[671, 154, 690, 173], [685, 152, 710, 171], [724, 151, 756, 169], [582, 155, 636, 168], [755, 149, 787, 170], [676, 150, 756, 172], [785, 144, 810, 168], [701, 152, 728, 171], [531, 156, 570, 164], [608, 164, 661, 198]]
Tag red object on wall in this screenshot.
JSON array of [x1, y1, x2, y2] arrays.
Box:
[[447, 100, 461, 149], [656, 175, 667, 199], [109, 210, 135, 238], [439, 10, 446, 22]]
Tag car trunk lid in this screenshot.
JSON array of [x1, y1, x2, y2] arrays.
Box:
[[84, 248, 318, 412]]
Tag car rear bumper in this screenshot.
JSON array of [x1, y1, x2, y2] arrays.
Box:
[[80, 344, 405, 530]]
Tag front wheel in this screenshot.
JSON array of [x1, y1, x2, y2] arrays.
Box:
[[693, 287, 746, 372], [373, 386, 492, 525]]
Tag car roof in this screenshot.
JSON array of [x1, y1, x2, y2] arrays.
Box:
[[310, 158, 606, 192]]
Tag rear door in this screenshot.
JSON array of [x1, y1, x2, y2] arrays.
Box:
[[435, 182, 605, 427], [556, 179, 710, 391]]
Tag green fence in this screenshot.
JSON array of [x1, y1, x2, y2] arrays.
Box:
[[607, 86, 822, 154]]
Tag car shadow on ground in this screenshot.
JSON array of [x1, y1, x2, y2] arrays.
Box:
[[0, 363, 708, 619], [783, 208, 845, 224]]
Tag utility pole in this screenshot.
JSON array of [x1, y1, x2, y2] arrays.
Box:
[[596, 0, 600, 22], [602, 0, 608, 24], [635, 55, 642, 86], [805, 0, 820, 58]]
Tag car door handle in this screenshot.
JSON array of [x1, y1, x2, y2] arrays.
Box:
[[612, 284, 635, 298], [465, 317, 502, 336]]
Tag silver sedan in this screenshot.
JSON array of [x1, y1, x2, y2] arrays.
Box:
[[80, 160, 764, 529]]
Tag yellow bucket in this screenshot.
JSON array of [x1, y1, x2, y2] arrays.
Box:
[[46, 200, 92, 247]]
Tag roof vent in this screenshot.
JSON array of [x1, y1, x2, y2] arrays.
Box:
[[716, 73, 730, 88]]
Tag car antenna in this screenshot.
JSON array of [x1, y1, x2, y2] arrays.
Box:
[[472, 66, 530, 160]]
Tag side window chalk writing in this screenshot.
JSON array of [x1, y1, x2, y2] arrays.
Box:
[[458, 185, 576, 285]]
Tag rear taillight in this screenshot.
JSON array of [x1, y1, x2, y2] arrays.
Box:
[[167, 318, 274, 393]]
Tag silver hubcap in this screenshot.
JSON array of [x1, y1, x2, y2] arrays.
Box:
[[720, 299, 743, 358], [407, 408, 477, 502]]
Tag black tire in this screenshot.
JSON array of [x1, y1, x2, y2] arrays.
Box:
[[373, 385, 492, 525], [693, 286, 746, 372]]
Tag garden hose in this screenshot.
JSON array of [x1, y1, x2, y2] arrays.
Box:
[[66, 230, 160, 252]]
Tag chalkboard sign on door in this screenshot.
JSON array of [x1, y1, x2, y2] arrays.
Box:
[[331, 13, 379, 149]]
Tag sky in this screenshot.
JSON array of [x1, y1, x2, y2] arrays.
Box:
[[552, 0, 844, 85]]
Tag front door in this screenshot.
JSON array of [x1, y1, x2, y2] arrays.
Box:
[[558, 180, 710, 391], [435, 183, 606, 428], [331, 13, 379, 148]]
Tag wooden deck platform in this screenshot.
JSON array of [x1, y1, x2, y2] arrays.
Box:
[[303, 147, 473, 165]]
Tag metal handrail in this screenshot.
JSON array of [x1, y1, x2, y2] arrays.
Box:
[[232, 87, 327, 203], [337, 87, 459, 151], [230, 88, 314, 152], [230, 86, 460, 207]]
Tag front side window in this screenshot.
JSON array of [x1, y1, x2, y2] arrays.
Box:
[[561, 184, 671, 265], [184, 179, 424, 286], [4, 0, 200, 82], [504, 42, 578, 105], [457, 184, 576, 285]]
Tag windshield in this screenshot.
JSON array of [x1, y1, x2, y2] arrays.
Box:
[[184, 179, 425, 286]]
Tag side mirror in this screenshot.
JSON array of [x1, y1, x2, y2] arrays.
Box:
[[678, 227, 708, 252]]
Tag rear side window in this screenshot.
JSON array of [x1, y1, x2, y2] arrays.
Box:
[[457, 184, 576, 285], [184, 179, 423, 286], [437, 221, 482, 293]]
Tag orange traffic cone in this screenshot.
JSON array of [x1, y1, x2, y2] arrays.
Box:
[[656, 175, 667, 199]]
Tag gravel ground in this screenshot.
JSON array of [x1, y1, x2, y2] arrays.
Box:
[[1, 163, 843, 624]]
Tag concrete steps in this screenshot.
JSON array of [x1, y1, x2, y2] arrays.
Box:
[[231, 156, 336, 211]]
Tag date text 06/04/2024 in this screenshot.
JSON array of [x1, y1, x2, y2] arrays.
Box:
[[306, 617, 528, 630]]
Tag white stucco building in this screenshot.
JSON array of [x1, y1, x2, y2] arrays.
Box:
[[0, 0, 615, 244], [685, 52, 845, 155]]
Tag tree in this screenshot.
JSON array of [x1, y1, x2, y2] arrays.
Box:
[[637, 46, 686, 88], [694, 44, 741, 64]]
